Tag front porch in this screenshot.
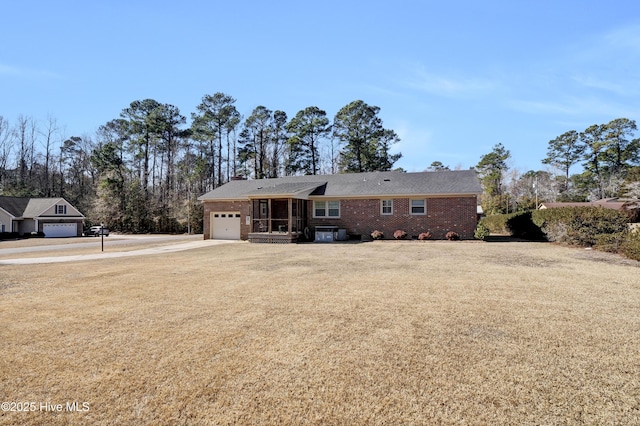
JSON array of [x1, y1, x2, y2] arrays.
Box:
[[248, 198, 308, 244]]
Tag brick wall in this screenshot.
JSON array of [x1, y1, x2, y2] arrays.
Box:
[[202, 200, 251, 239], [310, 196, 478, 240], [204, 196, 478, 241]]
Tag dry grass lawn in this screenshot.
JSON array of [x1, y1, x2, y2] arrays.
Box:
[[0, 235, 200, 260], [1, 240, 639, 425]]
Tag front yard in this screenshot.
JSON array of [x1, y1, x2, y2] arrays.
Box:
[[0, 241, 639, 424]]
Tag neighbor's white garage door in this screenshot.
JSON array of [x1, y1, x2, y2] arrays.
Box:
[[43, 223, 77, 238], [210, 212, 241, 240]]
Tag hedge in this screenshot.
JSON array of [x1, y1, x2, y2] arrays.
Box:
[[482, 207, 640, 261], [532, 207, 629, 246], [479, 213, 519, 234]]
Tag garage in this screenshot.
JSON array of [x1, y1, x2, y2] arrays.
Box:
[[43, 223, 78, 238], [210, 212, 241, 240]]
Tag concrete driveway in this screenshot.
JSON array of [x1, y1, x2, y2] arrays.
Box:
[[0, 234, 237, 265]]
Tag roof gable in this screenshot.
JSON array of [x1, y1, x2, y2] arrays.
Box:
[[198, 170, 482, 201], [23, 198, 59, 217]]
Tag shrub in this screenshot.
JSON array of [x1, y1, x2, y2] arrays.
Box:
[[620, 231, 640, 261], [479, 213, 518, 234], [540, 220, 568, 243], [418, 232, 432, 241], [393, 230, 408, 240], [445, 231, 460, 241], [595, 232, 627, 253], [371, 230, 384, 240], [533, 207, 628, 246], [0, 232, 20, 240], [474, 223, 490, 240], [505, 212, 546, 240], [26, 232, 46, 238]]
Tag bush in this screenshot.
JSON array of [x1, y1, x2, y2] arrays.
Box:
[[620, 231, 640, 261], [506, 212, 546, 240], [445, 231, 460, 241], [533, 207, 628, 246], [484, 206, 640, 261], [418, 232, 432, 241], [0, 232, 20, 240], [26, 231, 46, 238], [595, 232, 627, 253], [371, 230, 384, 240], [474, 223, 490, 240], [479, 213, 518, 234], [393, 230, 408, 240]]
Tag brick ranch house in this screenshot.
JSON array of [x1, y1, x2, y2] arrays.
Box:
[[198, 170, 482, 243]]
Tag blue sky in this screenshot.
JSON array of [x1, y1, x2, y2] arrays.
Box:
[[2, 0, 640, 174]]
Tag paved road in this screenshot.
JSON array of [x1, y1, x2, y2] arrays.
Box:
[[0, 236, 237, 265]]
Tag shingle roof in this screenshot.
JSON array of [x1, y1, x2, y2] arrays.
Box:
[[0, 196, 31, 217], [244, 181, 327, 198], [198, 170, 482, 201]]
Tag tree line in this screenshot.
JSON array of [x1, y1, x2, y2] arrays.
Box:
[[4, 93, 637, 230], [476, 118, 640, 214], [0, 95, 402, 233]]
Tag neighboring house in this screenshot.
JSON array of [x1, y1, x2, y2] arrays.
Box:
[[0, 196, 85, 238], [197, 170, 482, 242]]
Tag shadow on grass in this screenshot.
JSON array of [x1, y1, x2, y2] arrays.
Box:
[[484, 235, 547, 243]]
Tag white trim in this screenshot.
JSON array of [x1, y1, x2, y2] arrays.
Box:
[[0, 206, 16, 219], [313, 200, 341, 218], [381, 199, 393, 215]]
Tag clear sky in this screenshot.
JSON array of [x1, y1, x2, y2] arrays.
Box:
[[2, 0, 639, 174]]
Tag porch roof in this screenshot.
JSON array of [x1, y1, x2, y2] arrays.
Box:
[[244, 181, 327, 199]]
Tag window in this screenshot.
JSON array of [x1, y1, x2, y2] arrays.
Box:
[[381, 199, 393, 215], [55, 204, 67, 214], [410, 199, 426, 215], [328, 201, 340, 217], [314, 200, 340, 218], [259, 200, 268, 217]]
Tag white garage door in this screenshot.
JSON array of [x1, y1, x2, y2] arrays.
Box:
[[43, 223, 77, 238], [211, 212, 241, 240]]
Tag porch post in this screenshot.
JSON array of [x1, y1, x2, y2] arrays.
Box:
[[288, 198, 293, 234], [267, 199, 272, 233]]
